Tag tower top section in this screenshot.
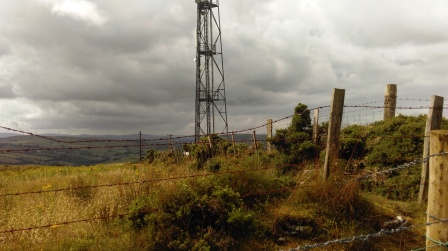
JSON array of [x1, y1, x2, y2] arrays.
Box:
[[195, 0, 218, 9]]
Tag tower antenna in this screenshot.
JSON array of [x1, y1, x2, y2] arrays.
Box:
[[194, 0, 228, 142]]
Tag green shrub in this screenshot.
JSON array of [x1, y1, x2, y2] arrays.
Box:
[[128, 195, 154, 229], [145, 148, 156, 163], [365, 115, 426, 167], [339, 124, 367, 160], [133, 182, 256, 250], [271, 103, 317, 165], [205, 158, 221, 172]]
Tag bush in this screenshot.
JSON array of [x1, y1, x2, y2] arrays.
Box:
[[128, 195, 155, 229], [365, 115, 426, 167], [134, 182, 257, 250], [205, 158, 221, 172], [271, 103, 317, 165], [145, 149, 156, 163]]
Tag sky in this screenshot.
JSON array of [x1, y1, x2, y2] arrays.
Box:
[[0, 0, 447, 136]]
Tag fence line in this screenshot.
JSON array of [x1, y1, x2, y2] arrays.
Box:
[[1, 152, 445, 244], [1, 94, 446, 249], [354, 152, 447, 181], [397, 98, 432, 102], [0, 209, 160, 235], [0, 134, 429, 154], [0, 187, 324, 235], [0, 104, 445, 148], [283, 216, 448, 251], [0, 164, 303, 198], [0, 107, 332, 146]]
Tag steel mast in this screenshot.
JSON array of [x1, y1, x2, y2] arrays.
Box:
[[194, 0, 228, 142]]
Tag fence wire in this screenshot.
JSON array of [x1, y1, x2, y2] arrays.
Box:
[[354, 152, 447, 181], [0, 164, 299, 197], [0, 209, 159, 235], [283, 216, 448, 251]]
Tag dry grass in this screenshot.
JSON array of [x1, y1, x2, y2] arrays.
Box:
[[0, 164, 152, 250], [0, 159, 428, 251]]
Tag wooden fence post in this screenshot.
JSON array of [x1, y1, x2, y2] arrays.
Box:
[[383, 84, 397, 120], [313, 109, 319, 144], [323, 88, 345, 180], [418, 95, 444, 203], [253, 130, 258, 150], [267, 119, 273, 153], [208, 135, 213, 157], [426, 130, 448, 250]]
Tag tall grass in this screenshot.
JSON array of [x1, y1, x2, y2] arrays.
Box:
[[0, 154, 426, 250]]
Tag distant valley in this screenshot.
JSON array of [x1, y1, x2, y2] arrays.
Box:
[[0, 133, 264, 166]]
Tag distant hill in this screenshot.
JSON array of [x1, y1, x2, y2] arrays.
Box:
[[0, 133, 265, 166], [0, 133, 20, 138]]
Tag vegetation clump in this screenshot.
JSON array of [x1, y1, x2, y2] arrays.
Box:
[[339, 114, 448, 201], [135, 183, 255, 250], [270, 103, 318, 167]]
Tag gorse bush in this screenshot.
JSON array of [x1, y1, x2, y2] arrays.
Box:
[[340, 114, 448, 169], [365, 115, 426, 167], [338, 114, 448, 201], [133, 183, 256, 251], [271, 103, 318, 166], [182, 134, 233, 170]]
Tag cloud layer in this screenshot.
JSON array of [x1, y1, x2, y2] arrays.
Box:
[[38, 0, 108, 26], [0, 0, 447, 135]]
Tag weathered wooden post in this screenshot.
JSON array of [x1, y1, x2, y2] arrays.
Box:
[[426, 130, 448, 250], [207, 135, 213, 157], [323, 88, 345, 180], [253, 130, 258, 150], [267, 119, 273, 153], [418, 95, 444, 203], [313, 109, 319, 144], [383, 84, 397, 120]]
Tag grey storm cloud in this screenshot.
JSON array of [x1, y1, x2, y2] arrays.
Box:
[[0, 0, 447, 135]]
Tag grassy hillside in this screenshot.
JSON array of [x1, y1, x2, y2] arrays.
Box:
[[0, 153, 428, 251], [0, 135, 142, 165]]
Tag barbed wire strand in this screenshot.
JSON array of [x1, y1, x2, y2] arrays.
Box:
[[1, 104, 444, 150], [354, 152, 447, 181], [283, 216, 448, 251], [0, 133, 429, 154], [1, 101, 445, 146], [397, 98, 430, 102], [0, 164, 301, 197], [0, 209, 159, 235], [0, 106, 332, 146]]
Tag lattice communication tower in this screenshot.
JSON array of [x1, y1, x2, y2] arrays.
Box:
[[194, 0, 228, 142]]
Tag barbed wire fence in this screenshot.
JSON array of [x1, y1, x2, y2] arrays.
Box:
[[1, 93, 448, 249], [281, 152, 448, 251], [1, 104, 445, 155], [283, 217, 447, 251], [0, 152, 446, 250]]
